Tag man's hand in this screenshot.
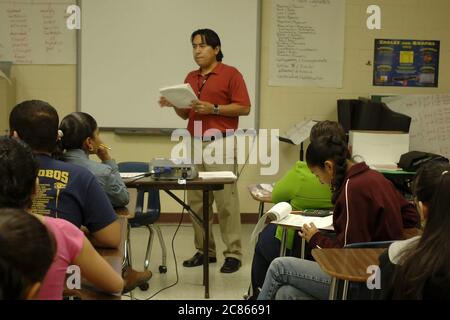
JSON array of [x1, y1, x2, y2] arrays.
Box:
[[159, 96, 175, 108], [192, 100, 214, 114], [299, 222, 319, 242]]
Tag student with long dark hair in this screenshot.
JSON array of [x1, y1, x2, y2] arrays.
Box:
[[0, 136, 124, 299], [379, 161, 450, 299], [9, 100, 120, 248], [59, 112, 129, 208], [248, 121, 343, 299], [257, 135, 418, 300], [0, 208, 55, 300], [9, 100, 148, 293]]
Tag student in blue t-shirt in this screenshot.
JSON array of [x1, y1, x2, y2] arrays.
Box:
[[9, 100, 152, 293], [9, 100, 120, 248]]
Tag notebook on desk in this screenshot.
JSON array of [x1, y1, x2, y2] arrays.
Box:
[[250, 202, 333, 247], [271, 204, 333, 230]]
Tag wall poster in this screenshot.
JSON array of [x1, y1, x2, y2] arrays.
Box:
[[373, 39, 439, 87]]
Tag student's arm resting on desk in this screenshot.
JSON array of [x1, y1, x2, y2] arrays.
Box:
[[98, 161, 130, 208], [74, 237, 124, 294], [90, 219, 121, 249], [83, 178, 121, 248]]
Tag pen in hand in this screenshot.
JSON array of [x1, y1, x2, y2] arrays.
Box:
[[100, 143, 112, 150]]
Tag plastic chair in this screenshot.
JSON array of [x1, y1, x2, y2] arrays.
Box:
[[118, 162, 167, 291]]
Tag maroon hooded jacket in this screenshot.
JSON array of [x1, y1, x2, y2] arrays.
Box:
[[309, 162, 418, 249]]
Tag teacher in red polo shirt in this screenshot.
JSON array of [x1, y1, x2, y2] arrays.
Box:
[[159, 28, 251, 273]]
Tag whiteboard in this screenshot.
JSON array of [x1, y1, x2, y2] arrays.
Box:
[[0, 0, 76, 64], [384, 94, 450, 159], [79, 0, 260, 130]]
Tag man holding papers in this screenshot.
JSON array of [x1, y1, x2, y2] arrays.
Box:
[[159, 29, 251, 273]]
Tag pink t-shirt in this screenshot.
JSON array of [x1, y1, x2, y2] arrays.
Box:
[[37, 217, 84, 300]]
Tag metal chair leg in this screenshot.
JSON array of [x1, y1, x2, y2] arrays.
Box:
[[342, 280, 349, 300], [143, 225, 155, 271], [125, 223, 133, 268], [329, 278, 338, 300], [152, 224, 167, 268]]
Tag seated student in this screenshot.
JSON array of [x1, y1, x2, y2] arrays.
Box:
[[0, 136, 124, 299], [257, 134, 419, 300], [9, 100, 150, 292], [379, 161, 450, 299], [249, 121, 343, 299], [0, 208, 55, 300], [9, 100, 120, 248], [59, 112, 129, 208]]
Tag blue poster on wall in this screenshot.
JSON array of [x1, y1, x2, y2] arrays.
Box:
[[373, 39, 439, 87]]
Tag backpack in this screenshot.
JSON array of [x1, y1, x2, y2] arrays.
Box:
[[398, 151, 449, 172]]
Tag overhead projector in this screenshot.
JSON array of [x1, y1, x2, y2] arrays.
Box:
[[149, 158, 198, 180]]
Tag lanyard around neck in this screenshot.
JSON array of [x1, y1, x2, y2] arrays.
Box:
[[196, 73, 211, 98]]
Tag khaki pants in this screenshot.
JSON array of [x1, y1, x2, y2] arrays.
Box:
[[187, 136, 242, 260]]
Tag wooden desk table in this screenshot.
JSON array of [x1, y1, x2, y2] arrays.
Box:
[[312, 248, 385, 300], [124, 177, 235, 299]]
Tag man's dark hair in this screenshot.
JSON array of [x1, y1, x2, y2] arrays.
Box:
[[0, 137, 39, 209], [191, 29, 224, 61], [59, 112, 98, 150], [9, 100, 59, 153]]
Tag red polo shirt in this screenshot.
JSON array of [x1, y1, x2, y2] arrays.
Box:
[[184, 62, 251, 137]]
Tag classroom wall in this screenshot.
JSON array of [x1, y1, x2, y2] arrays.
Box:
[[2, 0, 450, 214]]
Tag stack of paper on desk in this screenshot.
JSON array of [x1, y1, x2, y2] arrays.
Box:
[[199, 171, 237, 179], [159, 83, 197, 108], [120, 172, 145, 178]]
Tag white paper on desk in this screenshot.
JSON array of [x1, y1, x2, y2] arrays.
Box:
[[250, 202, 334, 248], [159, 83, 197, 108], [119, 172, 145, 178], [199, 171, 237, 180], [273, 214, 333, 229]]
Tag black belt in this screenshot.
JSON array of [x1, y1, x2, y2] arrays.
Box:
[[199, 132, 232, 142]]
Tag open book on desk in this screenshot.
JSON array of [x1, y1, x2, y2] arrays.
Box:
[[270, 203, 333, 230], [159, 83, 197, 108], [250, 202, 333, 246]]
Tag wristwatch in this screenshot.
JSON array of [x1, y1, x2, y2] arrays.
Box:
[[213, 104, 220, 115]]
